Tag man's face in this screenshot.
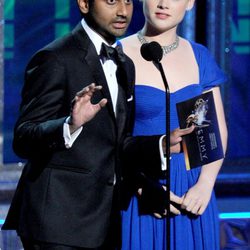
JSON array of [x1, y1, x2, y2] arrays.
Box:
[[79, 0, 133, 44]]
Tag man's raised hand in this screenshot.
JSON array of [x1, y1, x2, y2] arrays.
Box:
[[69, 83, 107, 133]]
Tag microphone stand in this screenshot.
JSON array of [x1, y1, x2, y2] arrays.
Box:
[[140, 41, 171, 250], [155, 60, 171, 250]]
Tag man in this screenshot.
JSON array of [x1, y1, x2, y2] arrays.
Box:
[[2, 0, 134, 249]]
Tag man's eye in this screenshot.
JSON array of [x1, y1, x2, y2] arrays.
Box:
[[124, 0, 132, 4], [107, 0, 116, 4]]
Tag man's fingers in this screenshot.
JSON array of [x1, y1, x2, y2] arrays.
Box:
[[91, 99, 108, 113], [179, 125, 195, 135], [162, 187, 183, 204], [170, 204, 180, 215], [153, 209, 167, 219], [76, 83, 103, 97], [173, 126, 195, 139], [71, 85, 106, 111], [153, 213, 163, 219], [76, 86, 90, 97], [99, 98, 108, 108], [170, 191, 183, 204], [153, 205, 181, 217]]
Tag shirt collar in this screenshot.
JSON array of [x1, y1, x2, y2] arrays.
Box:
[[81, 19, 117, 56]]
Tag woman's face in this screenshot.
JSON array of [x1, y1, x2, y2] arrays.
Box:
[[143, 0, 195, 33]]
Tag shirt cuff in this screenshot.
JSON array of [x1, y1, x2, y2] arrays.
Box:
[[159, 135, 167, 171], [64, 117, 83, 149]]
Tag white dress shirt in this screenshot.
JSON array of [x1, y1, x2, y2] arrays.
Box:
[[64, 19, 119, 148]]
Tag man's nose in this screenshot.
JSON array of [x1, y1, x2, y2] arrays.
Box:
[[117, 1, 129, 16]]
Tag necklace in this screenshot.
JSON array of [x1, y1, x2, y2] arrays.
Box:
[[137, 31, 179, 56]]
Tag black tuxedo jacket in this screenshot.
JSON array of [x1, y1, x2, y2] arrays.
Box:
[[2, 23, 135, 248]]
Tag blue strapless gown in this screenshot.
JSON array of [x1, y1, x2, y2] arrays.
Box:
[[121, 42, 227, 250]]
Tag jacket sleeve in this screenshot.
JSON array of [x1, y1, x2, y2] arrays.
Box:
[[13, 50, 69, 159], [122, 135, 163, 179]]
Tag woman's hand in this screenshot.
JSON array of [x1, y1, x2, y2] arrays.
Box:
[[181, 181, 213, 215]]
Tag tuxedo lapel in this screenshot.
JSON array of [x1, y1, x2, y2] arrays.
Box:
[[116, 85, 126, 130], [118, 56, 135, 135], [72, 24, 116, 120], [117, 60, 134, 102], [85, 46, 116, 120]]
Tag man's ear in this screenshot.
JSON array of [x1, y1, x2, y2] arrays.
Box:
[[186, 0, 195, 11], [77, 0, 90, 14]]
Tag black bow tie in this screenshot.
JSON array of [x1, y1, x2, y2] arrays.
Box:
[[100, 43, 126, 64]]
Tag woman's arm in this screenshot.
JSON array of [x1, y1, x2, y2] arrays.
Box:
[[181, 86, 228, 215]]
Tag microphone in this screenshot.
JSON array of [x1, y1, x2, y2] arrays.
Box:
[[140, 39, 171, 250], [140, 41, 168, 90], [140, 41, 163, 62]]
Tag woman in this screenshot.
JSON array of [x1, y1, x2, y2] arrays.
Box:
[[121, 0, 228, 249]]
